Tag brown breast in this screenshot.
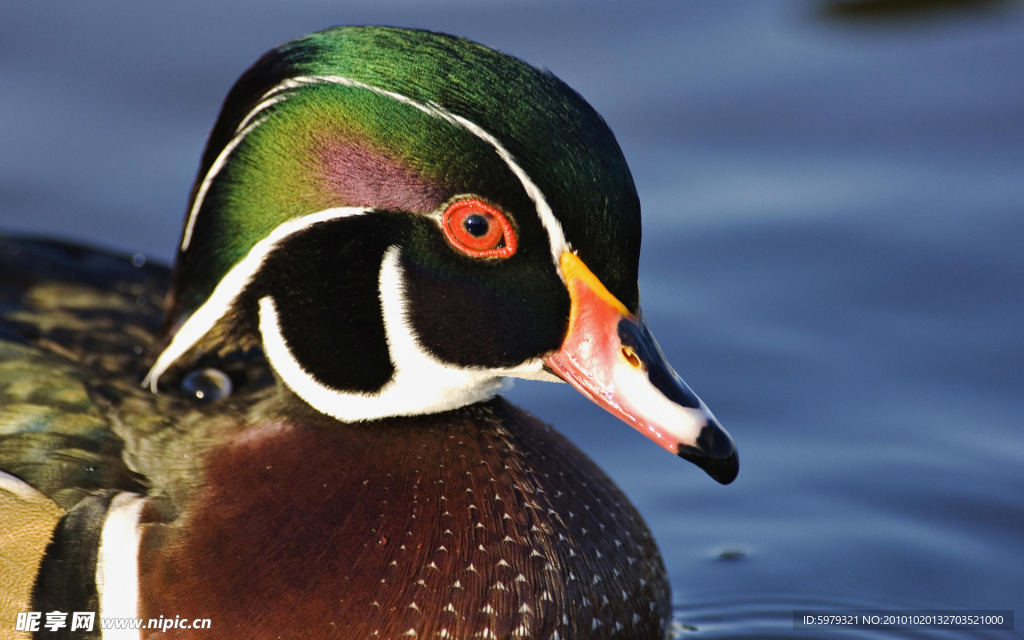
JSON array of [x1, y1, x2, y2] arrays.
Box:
[[142, 397, 669, 640]]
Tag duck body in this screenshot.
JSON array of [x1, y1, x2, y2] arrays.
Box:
[[1, 238, 666, 638], [1, 26, 737, 640]]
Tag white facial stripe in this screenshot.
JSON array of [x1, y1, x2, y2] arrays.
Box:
[[181, 89, 302, 252], [234, 92, 289, 135], [145, 207, 371, 390], [230, 74, 569, 269], [180, 115, 270, 252], [441, 109, 569, 267], [95, 492, 146, 639], [257, 247, 554, 422]]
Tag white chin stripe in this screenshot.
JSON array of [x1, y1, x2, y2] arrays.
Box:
[[144, 207, 372, 391], [257, 247, 549, 422]]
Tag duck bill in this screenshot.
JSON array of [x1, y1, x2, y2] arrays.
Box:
[[545, 253, 738, 484]]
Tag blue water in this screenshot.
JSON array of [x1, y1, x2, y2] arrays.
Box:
[[3, 2, 1022, 637]]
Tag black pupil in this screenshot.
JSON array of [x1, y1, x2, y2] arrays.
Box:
[[463, 214, 490, 237]]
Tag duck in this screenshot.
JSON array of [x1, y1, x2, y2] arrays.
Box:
[[0, 26, 737, 640]]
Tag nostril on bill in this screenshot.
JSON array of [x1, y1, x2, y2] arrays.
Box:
[[620, 345, 646, 371]]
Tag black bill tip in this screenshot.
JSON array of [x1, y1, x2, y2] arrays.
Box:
[[677, 422, 739, 485]]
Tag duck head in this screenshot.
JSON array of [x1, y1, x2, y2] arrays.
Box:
[[144, 26, 738, 484]]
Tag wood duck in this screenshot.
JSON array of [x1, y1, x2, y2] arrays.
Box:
[[0, 26, 737, 640]]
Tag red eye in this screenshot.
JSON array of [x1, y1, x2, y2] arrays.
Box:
[[441, 199, 517, 259]]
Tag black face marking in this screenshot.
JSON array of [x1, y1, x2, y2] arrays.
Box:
[[401, 215, 569, 368], [252, 215, 400, 394]]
